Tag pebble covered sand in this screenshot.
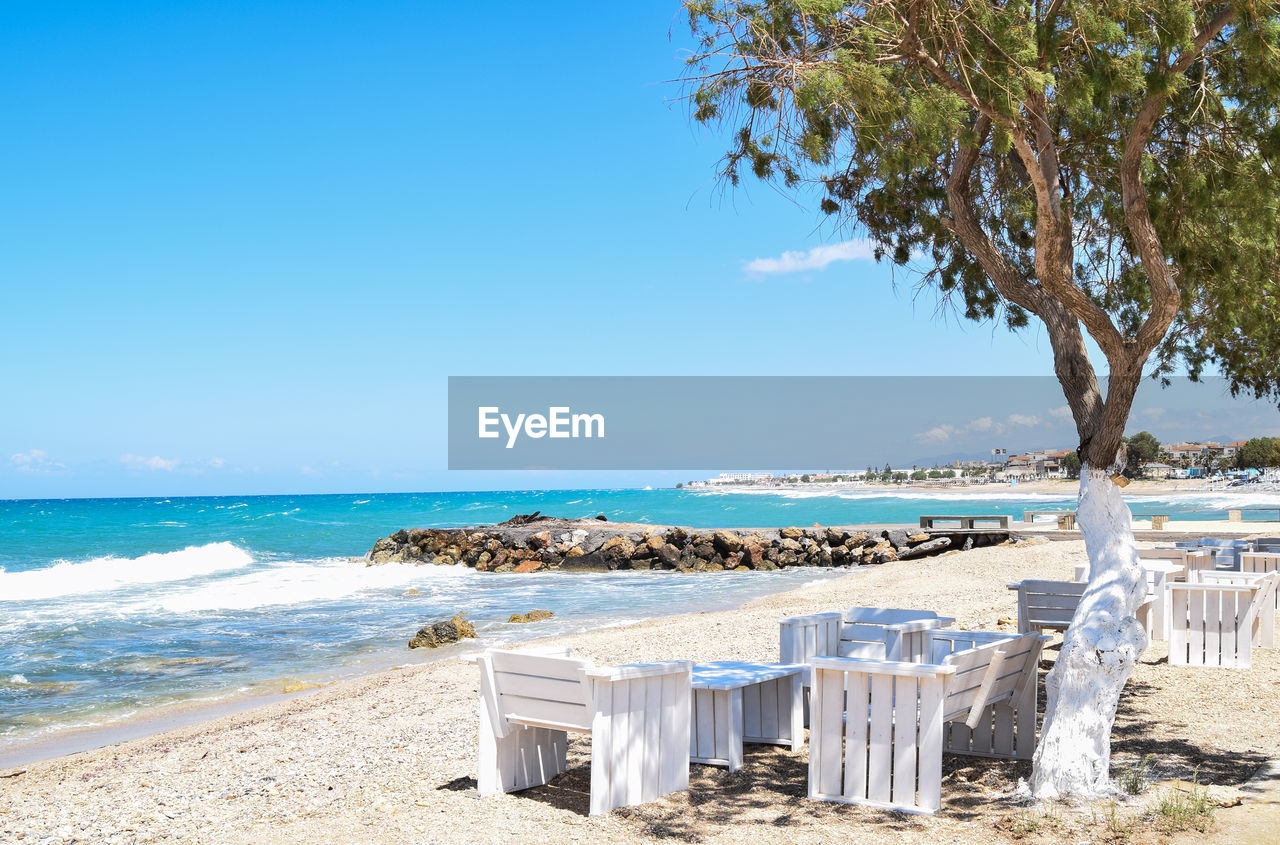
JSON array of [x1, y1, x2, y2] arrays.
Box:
[[2, 539, 1278, 844]]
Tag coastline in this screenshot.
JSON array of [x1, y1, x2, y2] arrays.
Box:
[[4, 537, 1279, 843]]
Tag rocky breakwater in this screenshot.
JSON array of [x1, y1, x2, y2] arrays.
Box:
[[367, 513, 964, 573]]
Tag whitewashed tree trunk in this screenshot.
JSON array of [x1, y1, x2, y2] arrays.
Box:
[[1029, 465, 1149, 799]]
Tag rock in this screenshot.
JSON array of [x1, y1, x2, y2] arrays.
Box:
[[825, 527, 847, 546], [908, 533, 932, 543], [896, 537, 952, 559], [408, 614, 477, 649], [883, 528, 912, 549], [594, 514, 608, 521], [655, 543, 681, 567], [528, 530, 552, 550], [402, 588, 421, 597], [780, 526, 804, 540], [508, 610, 554, 624], [997, 615, 1016, 628], [646, 535, 666, 551], [513, 558, 544, 573], [712, 530, 742, 555], [780, 538, 802, 553], [740, 542, 765, 569], [565, 546, 584, 557], [665, 527, 689, 547], [599, 536, 636, 565], [558, 552, 612, 572]]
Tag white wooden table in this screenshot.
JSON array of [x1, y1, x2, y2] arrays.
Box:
[[689, 661, 804, 772]]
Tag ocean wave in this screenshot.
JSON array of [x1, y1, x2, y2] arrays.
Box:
[[0, 542, 255, 603], [136, 558, 474, 614]]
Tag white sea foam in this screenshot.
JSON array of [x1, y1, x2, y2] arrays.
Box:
[[0, 542, 254, 603], [8, 674, 29, 685], [134, 558, 475, 614]]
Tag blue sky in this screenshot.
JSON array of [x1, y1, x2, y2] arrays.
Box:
[[1, 2, 1269, 498]]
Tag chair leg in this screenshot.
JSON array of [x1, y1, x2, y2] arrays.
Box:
[[477, 700, 567, 796]]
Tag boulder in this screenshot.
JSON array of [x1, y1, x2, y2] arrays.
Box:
[[528, 530, 552, 550], [655, 543, 681, 567], [712, 530, 743, 555], [883, 528, 912, 549], [896, 537, 952, 559], [740, 542, 765, 569], [408, 614, 477, 649], [514, 558, 544, 573], [665, 527, 689, 547], [780, 526, 804, 540], [508, 610, 555, 624]]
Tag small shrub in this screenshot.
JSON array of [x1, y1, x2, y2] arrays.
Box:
[[1148, 780, 1214, 834], [1117, 754, 1153, 796]]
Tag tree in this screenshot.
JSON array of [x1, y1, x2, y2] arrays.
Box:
[[676, 482, 684, 489], [1236, 437, 1280, 468], [682, 1, 1280, 799], [1062, 451, 1082, 480], [800, 473, 812, 482], [911, 469, 928, 480], [1125, 431, 1163, 477]]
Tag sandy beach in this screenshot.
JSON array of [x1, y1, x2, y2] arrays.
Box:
[[3, 536, 1279, 844]]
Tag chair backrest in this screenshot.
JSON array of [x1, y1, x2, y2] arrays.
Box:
[[1139, 548, 1187, 564], [1009, 580, 1087, 632], [1252, 538, 1280, 552], [1167, 578, 1271, 668], [779, 608, 951, 664], [838, 607, 950, 658], [778, 612, 841, 664], [1242, 551, 1280, 575], [478, 648, 595, 735]]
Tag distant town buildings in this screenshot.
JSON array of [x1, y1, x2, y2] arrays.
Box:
[[683, 434, 1271, 487]]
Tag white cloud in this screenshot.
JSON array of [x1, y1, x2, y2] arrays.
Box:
[[914, 411, 1049, 443], [9, 449, 66, 473], [743, 239, 876, 275], [207, 457, 226, 469], [1048, 405, 1074, 421], [121, 454, 180, 472], [915, 424, 960, 443]]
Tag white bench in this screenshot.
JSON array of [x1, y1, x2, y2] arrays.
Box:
[[1167, 572, 1279, 669], [807, 629, 1046, 814], [476, 647, 692, 815]]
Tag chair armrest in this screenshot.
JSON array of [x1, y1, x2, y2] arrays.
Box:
[[884, 617, 956, 634], [1006, 582, 1024, 591], [778, 612, 842, 627], [809, 655, 957, 679], [584, 660, 693, 682]]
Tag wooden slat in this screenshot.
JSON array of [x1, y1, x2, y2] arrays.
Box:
[[867, 674, 893, 805], [1169, 587, 1189, 665], [1189, 589, 1206, 666], [658, 673, 682, 795], [694, 691, 715, 760], [755, 679, 773, 740], [590, 682, 613, 816], [815, 668, 845, 797], [609, 684, 630, 811], [891, 677, 919, 808], [917, 678, 944, 812], [489, 650, 589, 682], [493, 672, 584, 705], [714, 691, 732, 767], [501, 695, 591, 731], [844, 670, 868, 801]]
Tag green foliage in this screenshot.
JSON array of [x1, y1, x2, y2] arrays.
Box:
[[800, 473, 811, 483], [911, 469, 927, 480], [1236, 436, 1280, 468], [1125, 430, 1163, 476], [683, 0, 1280, 405], [1061, 451, 1082, 479]]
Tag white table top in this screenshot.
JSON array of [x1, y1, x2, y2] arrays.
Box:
[[691, 661, 806, 691]]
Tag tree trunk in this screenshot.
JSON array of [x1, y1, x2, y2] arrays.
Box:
[[1029, 466, 1149, 798]]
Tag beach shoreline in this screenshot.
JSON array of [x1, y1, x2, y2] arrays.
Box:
[[4, 535, 1279, 843]]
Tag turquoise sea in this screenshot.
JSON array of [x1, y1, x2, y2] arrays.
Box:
[[1, 486, 1272, 756]]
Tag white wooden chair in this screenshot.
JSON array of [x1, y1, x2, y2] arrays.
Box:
[[1008, 579, 1152, 636], [807, 629, 1046, 814], [779, 608, 955, 726], [1241, 551, 1280, 614], [779, 607, 956, 664], [476, 647, 692, 815], [1167, 571, 1279, 669]]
